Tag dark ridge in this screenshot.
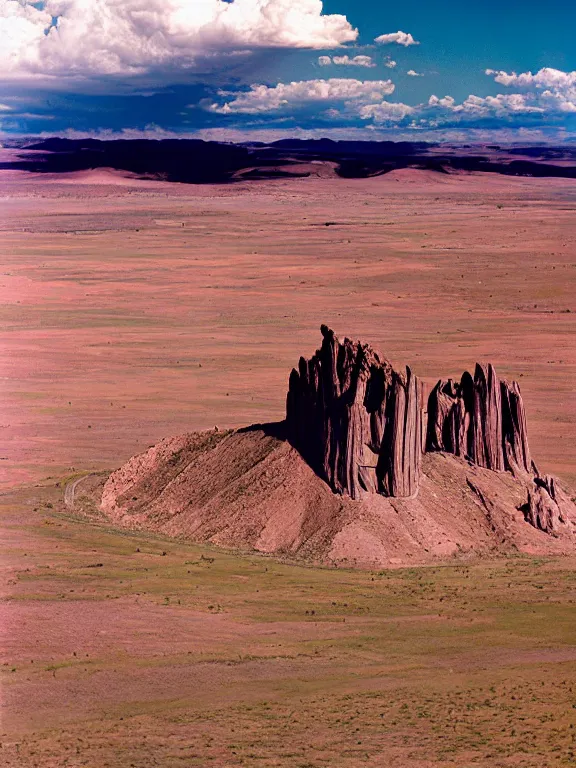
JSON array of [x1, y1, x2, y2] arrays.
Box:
[[2, 137, 575, 183]]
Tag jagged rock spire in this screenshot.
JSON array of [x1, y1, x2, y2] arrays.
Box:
[[286, 326, 423, 500], [525, 475, 576, 535], [426, 364, 532, 475], [285, 327, 572, 540]]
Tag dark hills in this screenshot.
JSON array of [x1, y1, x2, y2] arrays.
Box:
[[3, 137, 576, 184]]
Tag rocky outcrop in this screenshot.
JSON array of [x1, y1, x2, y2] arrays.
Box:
[[286, 327, 541, 502], [287, 327, 568, 534], [98, 325, 576, 565], [525, 475, 576, 535], [286, 327, 537, 501], [286, 325, 423, 500], [426, 364, 532, 475], [425, 365, 575, 538], [501, 380, 532, 475]]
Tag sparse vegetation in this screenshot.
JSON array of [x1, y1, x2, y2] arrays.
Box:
[[1, 482, 575, 767]]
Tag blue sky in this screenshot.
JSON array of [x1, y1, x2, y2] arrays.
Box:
[[1, 0, 576, 142]]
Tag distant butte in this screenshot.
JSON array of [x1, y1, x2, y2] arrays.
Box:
[[98, 327, 576, 567]]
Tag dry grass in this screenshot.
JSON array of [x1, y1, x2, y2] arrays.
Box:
[[1, 481, 575, 767]]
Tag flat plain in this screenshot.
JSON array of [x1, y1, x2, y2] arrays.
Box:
[[2, 483, 576, 768], [1, 168, 575, 488], [1, 167, 576, 766]]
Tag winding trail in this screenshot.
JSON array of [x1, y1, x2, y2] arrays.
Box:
[[64, 475, 92, 509]]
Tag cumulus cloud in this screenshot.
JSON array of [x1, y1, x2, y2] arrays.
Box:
[[460, 93, 543, 115], [485, 67, 576, 113], [427, 92, 543, 118], [428, 95, 455, 109], [359, 101, 414, 123], [318, 54, 375, 68], [407, 69, 421, 77], [375, 31, 419, 47], [384, 59, 397, 69], [0, 0, 357, 80], [486, 67, 576, 89], [210, 77, 396, 113]]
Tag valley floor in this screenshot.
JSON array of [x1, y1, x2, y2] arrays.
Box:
[[1, 168, 575, 766]]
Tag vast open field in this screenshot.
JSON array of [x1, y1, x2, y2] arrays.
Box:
[[1, 168, 576, 766], [1, 168, 575, 488], [2, 482, 576, 767]]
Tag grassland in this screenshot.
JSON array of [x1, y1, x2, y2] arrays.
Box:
[[1, 480, 575, 767]]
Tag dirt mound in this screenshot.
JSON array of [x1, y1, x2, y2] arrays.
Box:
[[39, 167, 150, 185], [100, 423, 575, 568]]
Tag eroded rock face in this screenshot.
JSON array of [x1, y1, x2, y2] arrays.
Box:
[[286, 326, 573, 540], [525, 475, 576, 535], [426, 364, 532, 475], [286, 325, 423, 500]]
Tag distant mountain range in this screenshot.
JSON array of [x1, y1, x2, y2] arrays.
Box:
[[2, 137, 576, 184]]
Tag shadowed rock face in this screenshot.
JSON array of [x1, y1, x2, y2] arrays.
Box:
[[286, 325, 423, 500], [426, 364, 532, 475], [286, 327, 566, 534], [525, 475, 576, 534]]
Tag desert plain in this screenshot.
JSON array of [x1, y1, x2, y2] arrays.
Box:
[[1, 165, 576, 766]]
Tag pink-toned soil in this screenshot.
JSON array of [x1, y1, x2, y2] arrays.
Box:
[[1, 483, 575, 768], [0, 168, 575, 490], [98, 428, 576, 567]]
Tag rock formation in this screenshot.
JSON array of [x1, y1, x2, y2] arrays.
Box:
[[98, 326, 576, 565], [525, 475, 576, 535], [426, 364, 532, 475], [286, 327, 573, 541], [286, 326, 535, 500], [286, 325, 424, 500]]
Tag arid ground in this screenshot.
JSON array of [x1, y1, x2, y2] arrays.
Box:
[[1, 167, 575, 489], [1, 167, 576, 766], [1, 483, 576, 767]]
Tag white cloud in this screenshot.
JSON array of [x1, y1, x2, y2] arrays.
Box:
[[318, 54, 375, 68], [210, 77, 395, 114], [375, 31, 419, 47], [0, 0, 357, 80], [359, 101, 414, 123], [427, 92, 543, 118], [428, 95, 455, 109], [384, 60, 397, 69], [407, 69, 421, 77], [485, 67, 576, 114], [486, 67, 576, 89], [462, 93, 543, 115]]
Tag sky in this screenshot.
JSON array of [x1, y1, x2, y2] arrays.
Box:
[[1, 0, 576, 143]]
